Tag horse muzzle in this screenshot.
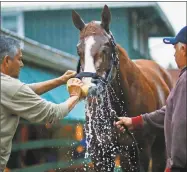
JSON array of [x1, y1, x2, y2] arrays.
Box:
[[75, 72, 105, 97], [80, 83, 101, 97]]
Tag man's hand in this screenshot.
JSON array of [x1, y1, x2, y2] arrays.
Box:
[[67, 78, 83, 97], [80, 84, 90, 98], [114, 117, 134, 131], [60, 70, 77, 84]]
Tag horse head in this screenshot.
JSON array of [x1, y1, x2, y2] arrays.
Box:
[[72, 5, 119, 96]]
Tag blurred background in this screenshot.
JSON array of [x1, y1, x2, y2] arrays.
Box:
[[1, 1, 186, 172]]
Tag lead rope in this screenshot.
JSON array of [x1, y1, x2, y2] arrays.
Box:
[[114, 114, 144, 172]]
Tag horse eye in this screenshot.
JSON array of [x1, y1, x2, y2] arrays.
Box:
[[104, 42, 110, 47], [102, 49, 106, 54], [96, 68, 101, 71]]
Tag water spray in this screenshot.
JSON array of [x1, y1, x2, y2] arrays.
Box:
[[113, 113, 144, 172]]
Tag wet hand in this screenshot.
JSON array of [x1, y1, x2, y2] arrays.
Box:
[[67, 78, 83, 97], [114, 117, 133, 132], [60, 70, 77, 84], [45, 122, 52, 129], [80, 84, 90, 98]]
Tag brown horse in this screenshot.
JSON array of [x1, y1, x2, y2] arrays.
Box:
[[72, 5, 173, 172]]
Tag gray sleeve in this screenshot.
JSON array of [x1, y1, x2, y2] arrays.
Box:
[[9, 84, 69, 123], [142, 106, 166, 129], [171, 76, 186, 168], [27, 83, 37, 92]]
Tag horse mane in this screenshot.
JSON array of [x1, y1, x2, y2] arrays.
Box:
[[116, 44, 130, 60], [116, 44, 140, 73], [115, 43, 146, 89]]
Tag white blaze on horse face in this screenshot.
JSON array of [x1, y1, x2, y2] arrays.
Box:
[[84, 36, 96, 72], [83, 36, 96, 86]]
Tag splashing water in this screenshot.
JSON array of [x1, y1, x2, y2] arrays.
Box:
[[81, 72, 140, 172]]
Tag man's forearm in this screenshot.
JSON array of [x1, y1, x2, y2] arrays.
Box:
[[132, 106, 166, 130], [30, 77, 64, 95], [141, 105, 166, 129], [65, 96, 80, 111]]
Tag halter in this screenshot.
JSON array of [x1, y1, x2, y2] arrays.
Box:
[[75, 30, 119, 86]]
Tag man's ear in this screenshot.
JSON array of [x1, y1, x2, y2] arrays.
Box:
[[181, 44, 187, 56], [3, 55, 11, 66]]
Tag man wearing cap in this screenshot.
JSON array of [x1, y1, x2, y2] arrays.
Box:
[[114, 26, 187, 172]]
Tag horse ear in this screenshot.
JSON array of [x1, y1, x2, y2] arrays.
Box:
[[72, 10, 85, 31], [101, 5, 111, 32]]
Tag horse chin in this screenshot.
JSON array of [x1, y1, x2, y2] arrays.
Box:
[[88, 86, 98, 96], [86, 85, 100, 104]]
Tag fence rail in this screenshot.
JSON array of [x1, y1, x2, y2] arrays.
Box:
[[12, 139, 79, 151]]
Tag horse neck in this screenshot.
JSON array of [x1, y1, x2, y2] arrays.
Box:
[[117, 44, 140, 83], [110, 44, 141, 115]]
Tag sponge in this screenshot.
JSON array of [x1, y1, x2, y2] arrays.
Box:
[[67, 78, 90, 97], [80, 84, 90, 97]]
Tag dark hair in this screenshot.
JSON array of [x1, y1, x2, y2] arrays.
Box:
[[0, 35, 21, 63]]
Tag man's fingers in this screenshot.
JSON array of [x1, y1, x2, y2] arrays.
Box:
[[120, 126, 125, 131], [68, 78, 81, 84], [69, 71, 77, 75], [67, 70, 76, 74], [78, 83, 82, 86], [116, 120, 125, 125], [113, 121, 116, 126], [74, 80, 82, 86], [65, 71, 77, 78], [68, 73, 76, 77], [118, 117, 125, 120], [115, 124, 126, 132], [74, 79, 83, 85], [76, 79, 82, 84]]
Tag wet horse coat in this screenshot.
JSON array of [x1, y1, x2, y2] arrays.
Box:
[[72, 5, 173, 172]]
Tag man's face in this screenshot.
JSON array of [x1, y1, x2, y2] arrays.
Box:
[[7, 49, 24, 78], [174, 43, 187, 69]]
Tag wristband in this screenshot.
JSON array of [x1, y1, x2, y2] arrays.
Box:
[[165, 168, 171, 172], [131, 115, 143, 129]]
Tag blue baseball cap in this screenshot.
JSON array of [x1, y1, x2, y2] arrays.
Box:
[[163, 26, 187, 45]]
